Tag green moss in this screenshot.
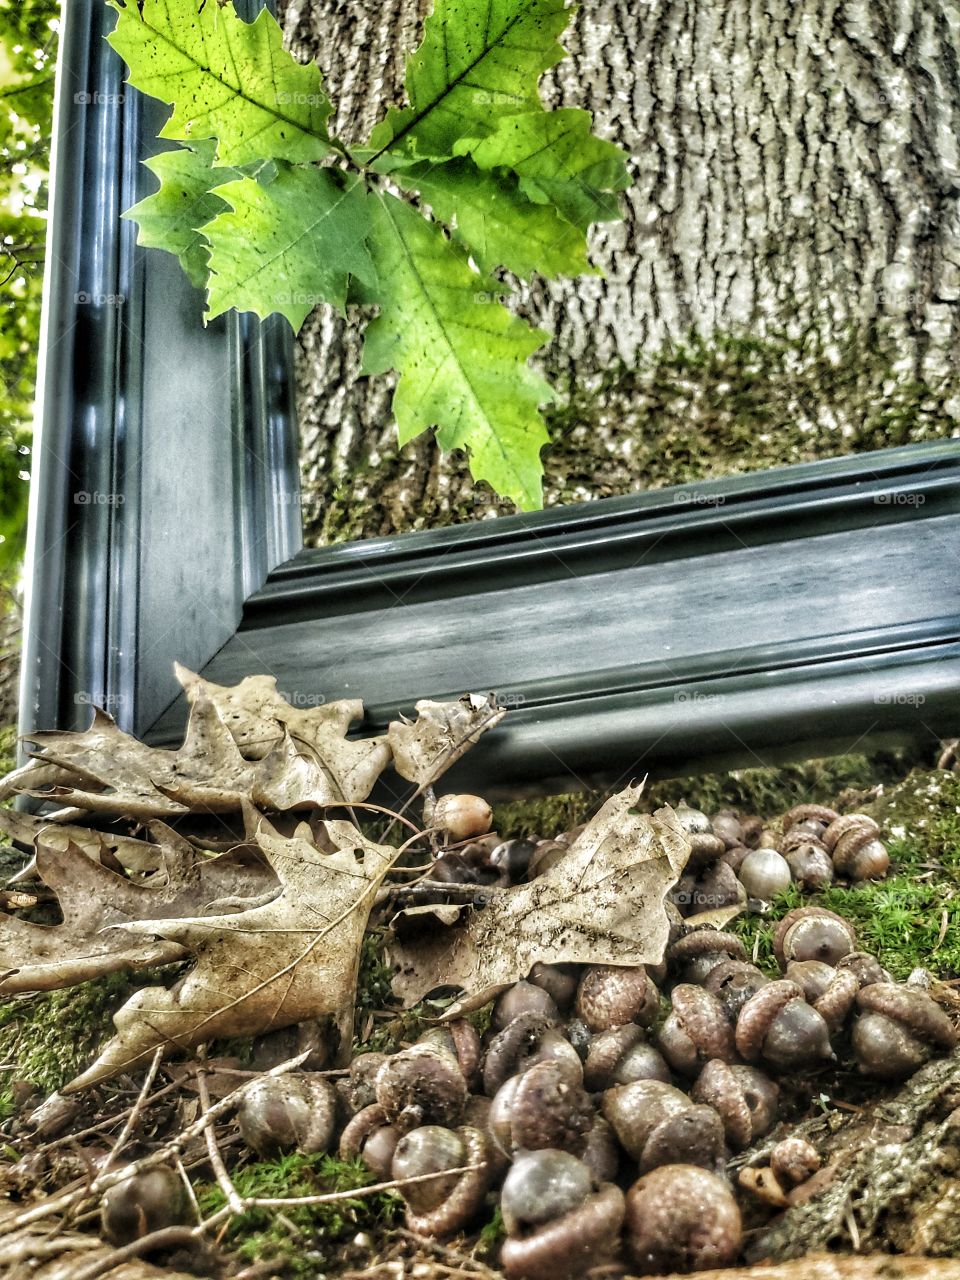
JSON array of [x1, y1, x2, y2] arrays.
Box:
[[197, 1152, 399, 1279], [0, 969, 153, 1095], [734, 769, 960, 980], [492, 751, 914, 841], [0, 725, 16, 781], [543, 326, 958, 507]]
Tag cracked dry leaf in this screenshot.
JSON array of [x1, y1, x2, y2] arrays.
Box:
[[63, 811, 401, 1092], [22, 700, 255, 817], [388, 693, 506, 786], [0, 842, 187, 993], [0, 825, 277, 994], [0, 808, 164, 876], [178, 664, 393, 800], [387, 788, 690, 1012], [19, 695, 391, 818]]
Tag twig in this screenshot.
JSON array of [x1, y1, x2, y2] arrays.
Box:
[[196, 1067, 245, 1215], [0, 1051, 312, 1236], [244, 1161, 485, 1209], [102, 1047, 164, 1171], [70, 1226, 203, 1280], [175, 1157, 203, 1224], [396, 1227, 502, 1277]]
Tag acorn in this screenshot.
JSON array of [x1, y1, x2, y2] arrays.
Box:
[[391, 1124, 493, 1238], [738, 848, 792, 900], [236, 1073, 338, 1157], [500, 1152, 625, 1280], [100, 1166, 188, 1246], [433, 794, 493, 842], [851, 982, 958, 1078], [624, 1164, 742, 1274], [736, 981, 835, 1071]]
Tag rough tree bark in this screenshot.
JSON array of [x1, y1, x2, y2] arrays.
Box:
[[279, 0, 960, 545]]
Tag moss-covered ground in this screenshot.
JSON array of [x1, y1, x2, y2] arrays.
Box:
[[196, 1153, 400, 1278]]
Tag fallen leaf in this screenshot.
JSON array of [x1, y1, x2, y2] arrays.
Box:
[[63, 809, 402, 1091], [388, 693, 505, 786], [386, 787, 690, 1011], [22, 700, 255, 817], [0, 808, 164, 875], [178, 664, 392, 798], [21, 694, 391, 816], [0, 826, 276, 993]]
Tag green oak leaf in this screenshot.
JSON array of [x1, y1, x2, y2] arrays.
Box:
[[123, 142, 240, 288], [363, 0, 570, 166], [203, 167, 375, 331], [359, 192, 553, 509], [458, 108, 630, 230], [107, 0, 333, 166], [401, 157, 594, 279]]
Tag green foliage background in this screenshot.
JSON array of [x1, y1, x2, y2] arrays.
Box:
[[0, 0, 57, 586]]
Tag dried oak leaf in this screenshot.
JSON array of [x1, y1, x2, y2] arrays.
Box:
[[0, 808, 163, 875], [387, 788, 690, 1013], [19, 691, 392, 817], [178, 663, 392, 799], [63, 809, 401, 1092], [0, 823, 277, 994], [388, 693, 506, 787], [21, 699, 255, 817]]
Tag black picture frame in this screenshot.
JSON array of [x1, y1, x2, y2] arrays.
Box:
[[20, 0, 960, 796]]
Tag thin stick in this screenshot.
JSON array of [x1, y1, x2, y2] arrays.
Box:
[[102, 1047, 164, 1172], [70, 1227, 203, 1280], [0, 1051, 311, 1236], [196, 1067, 245, 1215], [175, 1157, 203, 1224], [244, 1161, 485, 1209]]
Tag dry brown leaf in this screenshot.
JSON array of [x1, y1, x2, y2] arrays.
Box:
[[63, 809, 401, 1092], [0, 826, 276, 993], [388, 693, 505, 787], [386, 788, 689, 1011], [178, 664, 392, 797], [21, 694, 391, 817], [22, 700, 255, 817], [0, 809, 163, 875]]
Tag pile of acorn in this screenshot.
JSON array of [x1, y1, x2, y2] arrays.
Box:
[[428, 795, 892, 916], [97, 798, 946, 1277]]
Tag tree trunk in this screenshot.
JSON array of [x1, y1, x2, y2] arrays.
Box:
[[279, 0, 960, 543]]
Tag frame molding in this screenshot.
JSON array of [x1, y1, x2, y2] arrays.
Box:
[[19, 0, 300, 744], [20, 1, 960, 796]]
